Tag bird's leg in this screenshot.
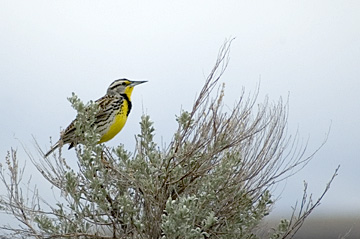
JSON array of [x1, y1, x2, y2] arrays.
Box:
[[101, 148, 111, 170]]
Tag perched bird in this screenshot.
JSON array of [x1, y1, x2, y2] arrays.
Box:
[[45, 79, 146, 157]]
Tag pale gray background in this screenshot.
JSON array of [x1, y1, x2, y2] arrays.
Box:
[[1, 0, 359, 227]]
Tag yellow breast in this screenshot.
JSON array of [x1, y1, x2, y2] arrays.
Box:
[[98, 100, 129, 143]]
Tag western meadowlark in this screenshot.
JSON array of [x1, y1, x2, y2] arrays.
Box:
[[45, 79, 146, 157]]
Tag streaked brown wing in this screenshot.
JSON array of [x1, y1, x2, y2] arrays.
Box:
[[94, 95, 124, 132], [59, 95, 124, 149]]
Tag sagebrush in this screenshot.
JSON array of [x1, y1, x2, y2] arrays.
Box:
[[0, 40, 338, 239]]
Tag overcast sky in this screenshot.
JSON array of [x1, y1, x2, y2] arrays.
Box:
[[1, 0, 359, 224]]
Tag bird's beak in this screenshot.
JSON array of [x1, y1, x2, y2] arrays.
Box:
[[130, 80, 147, 86]]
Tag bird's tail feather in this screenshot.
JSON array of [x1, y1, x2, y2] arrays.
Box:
[[44, 141, 60, 157]]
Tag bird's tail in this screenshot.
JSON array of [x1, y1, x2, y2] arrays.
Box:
[[44, 141, 60, 157]]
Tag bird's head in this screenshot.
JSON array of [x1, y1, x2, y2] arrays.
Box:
[[107, 79, 147, 98]]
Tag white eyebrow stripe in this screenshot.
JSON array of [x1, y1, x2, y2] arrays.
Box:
[[109, 79, 128, 89]]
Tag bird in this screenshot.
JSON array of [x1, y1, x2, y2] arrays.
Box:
[[45, 79, 146, 157]]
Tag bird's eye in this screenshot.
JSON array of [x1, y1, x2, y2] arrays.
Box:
[[122, 82, 127, 86]]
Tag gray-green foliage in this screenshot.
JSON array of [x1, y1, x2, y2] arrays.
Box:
[[0, 40, 337, 239], [270, 220, 290, 239]]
